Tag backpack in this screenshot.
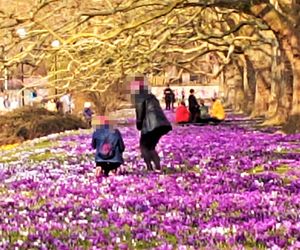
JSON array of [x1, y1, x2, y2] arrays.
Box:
[[98, 135, 115, 160]]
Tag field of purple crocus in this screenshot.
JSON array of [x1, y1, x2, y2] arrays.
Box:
[[0, 118, 300, 249]]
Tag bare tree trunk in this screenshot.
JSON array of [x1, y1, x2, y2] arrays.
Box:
[[290, 57, 300, 115], [251, 70, 270, 118], [232, 59, 245, 113], [243, 55, 256, 114], [223, 65, 234, 108], [263, 39, 293, 125], [282, 45, 300, 133], [219, 70, 225, 99], [266, 40, 280, 119], [249, 3, 300, 132]]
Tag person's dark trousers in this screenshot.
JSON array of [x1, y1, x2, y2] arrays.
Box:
[[171, 101, 175, 110], [177, 121, 189, 126], [96, 162, 121, 176], [140, 134, 161, 170], [209, 117, 223, 125], [197, 117, 223, 125], [165, 99, 171, 110], [189, 109, 199, 123]]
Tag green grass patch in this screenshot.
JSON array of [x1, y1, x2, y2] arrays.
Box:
[[246, 165, 291, 176], [5, 231, 28, 244], [0, 186, 8, 195], [247, 165, 264, 174], [32, 140, 56, 149], [0, 156, 19, 163], [275, 165, 290, 175], [243, 235, 267, 250], [28, 151, 65, 162], [0, 141, 55, 163], [279, 148, 300, 154], [30, 198, 47, 210], [51, 229, 71, 239], [164, 233, 177, 245], [135, 239, 159, 249]]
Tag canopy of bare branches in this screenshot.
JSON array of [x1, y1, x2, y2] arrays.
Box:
[[0, 0, 282, 92], [1, 0, 300, 132]]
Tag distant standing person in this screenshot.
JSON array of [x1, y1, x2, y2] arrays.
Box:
[[55, 98, 63, 113], [0, 91, 5, 112], [29, 88, 38, 106], [181, 88, 185, 100], [163, 84, 173, 110], [60, 91, 73, 114], [32, 88, 37, 98], [3, 93, 10, 109], [133, 77, 172, 171], [83, 102, 93, 128], [188, 89, 200, 123]]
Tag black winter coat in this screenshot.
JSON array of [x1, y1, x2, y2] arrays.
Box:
[[135, 92, 172, 136], [188, 94, 200, 112]]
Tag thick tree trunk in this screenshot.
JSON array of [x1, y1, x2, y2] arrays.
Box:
[[250, 4, 300, 132], [266, 41, 280, 119], [276, 36, 300, 132], [290, 57, 300, 115], [219, 70, 225, 99], [240, 55, 255, 114], [263, 40, 293, 125], [282, 53, 300, 133], [187, 1, 300, 131], [251, 69, 270, 118], [223, 65, 236, 108], [232, 60, 244, 113]]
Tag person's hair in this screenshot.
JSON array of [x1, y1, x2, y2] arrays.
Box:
[[200, 99, 205, 105], [190, 89, 195, 94], [180, 101, 186, 106], [211, 97, 216, 102]]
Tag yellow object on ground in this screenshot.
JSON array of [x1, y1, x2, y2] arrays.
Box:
[[0, 143, 19, 151]]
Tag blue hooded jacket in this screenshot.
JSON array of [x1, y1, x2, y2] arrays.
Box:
[[92, 126, 125, 164]]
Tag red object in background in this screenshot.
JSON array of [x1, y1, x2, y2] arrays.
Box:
[[176, 105, 190, 123]]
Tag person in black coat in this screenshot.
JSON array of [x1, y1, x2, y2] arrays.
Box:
[[163, 84, 173, 110], [188, 89, 200, 123], [134, 81, 172, 171]]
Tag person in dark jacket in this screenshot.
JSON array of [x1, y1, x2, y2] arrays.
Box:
[[83, 102, 94, 128], [133, 78, 172, 171], [92, 116, 125, 177], [55, 98, 63, 114], [163, 84, 173, 110], [188, 89, 200, 122]]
